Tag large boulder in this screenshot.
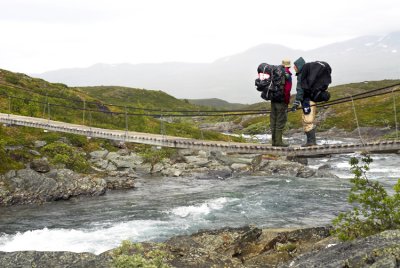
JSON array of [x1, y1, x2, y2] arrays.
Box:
[[0, 168, 108, 206], [281, 229, 400, 268]]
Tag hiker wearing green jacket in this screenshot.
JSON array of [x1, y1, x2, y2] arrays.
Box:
[[291, 57, 317, 146]]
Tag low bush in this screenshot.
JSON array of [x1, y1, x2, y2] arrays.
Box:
[[112, 240, 171, 268], [332, 153, 400, 241]]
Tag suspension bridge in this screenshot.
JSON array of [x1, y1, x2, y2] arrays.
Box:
[[0, 81, 400, 157]]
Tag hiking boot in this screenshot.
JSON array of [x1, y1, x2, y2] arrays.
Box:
[[274, 129, 289, 147], [302, 128, 317, 147], [271, 130, 276, 146]]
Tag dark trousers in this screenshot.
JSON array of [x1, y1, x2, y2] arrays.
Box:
[[270, 102, 288, 131]]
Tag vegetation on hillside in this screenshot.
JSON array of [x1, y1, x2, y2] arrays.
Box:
[[332, 153, 400, 241], [0, 68, 244, 174], [0, 69, 239, 140]]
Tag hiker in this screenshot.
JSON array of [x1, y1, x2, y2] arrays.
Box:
[[270, 59, 292, 147], [291, 56, 317, 146]]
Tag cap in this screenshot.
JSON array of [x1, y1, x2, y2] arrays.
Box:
[[282, 59, 291, 68]]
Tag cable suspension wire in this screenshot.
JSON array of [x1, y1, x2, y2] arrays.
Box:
[[0, 84, 398, 119], [1, 81, 399, 114], [393, 88, 399, 140], [348, 94, 364, 145]]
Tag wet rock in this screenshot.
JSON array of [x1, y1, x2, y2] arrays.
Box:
[[104, 176, 135, 190], [318, 164, 331, 170], [194, 169, 232, 180]]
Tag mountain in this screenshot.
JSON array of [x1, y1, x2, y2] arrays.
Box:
[[34, 32, 400, 104]]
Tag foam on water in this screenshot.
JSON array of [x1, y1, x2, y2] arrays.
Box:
[[170, 197, 230, 218], [0, 220, 172, 254], [0, 197, 237, 254]]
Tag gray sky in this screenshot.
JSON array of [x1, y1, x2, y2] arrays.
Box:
[[1, 0, 399, 73]]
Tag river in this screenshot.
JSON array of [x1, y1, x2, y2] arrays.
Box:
[[0, 146, 399, 254]]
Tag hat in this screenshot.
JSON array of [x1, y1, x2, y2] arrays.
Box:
[[282, 59, 291, 67]]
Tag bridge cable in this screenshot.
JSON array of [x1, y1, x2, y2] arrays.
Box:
[[0, 88, 394, 119], [393, 88, 399, 140], [0, 87, 398, 118], [1, 81, 399, 114], [348, 94, 364, 145]]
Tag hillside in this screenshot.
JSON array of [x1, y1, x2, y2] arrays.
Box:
[[77, 86, 199, 111], [0, 68, 236, 140], [0, 68, 242, 173]]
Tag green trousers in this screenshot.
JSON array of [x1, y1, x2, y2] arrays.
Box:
[[270, 102, 288, 146], [270, 102, 288, 132]]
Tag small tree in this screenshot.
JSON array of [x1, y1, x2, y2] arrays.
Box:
[[332, 153, 400, 241]]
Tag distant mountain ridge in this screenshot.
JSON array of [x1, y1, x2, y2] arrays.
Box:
[[35, 31, 400, 104], [187, 98, 247, 110]]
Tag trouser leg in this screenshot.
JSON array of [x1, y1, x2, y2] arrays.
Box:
[[302, 101, 316, 132], [273, 102, 288, 147], [270, 102, 277, 145], [302, 101, 317, 146]]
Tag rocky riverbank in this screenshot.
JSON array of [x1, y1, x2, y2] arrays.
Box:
[[0, 144, 336, 206], [1, 226, 399, 267]]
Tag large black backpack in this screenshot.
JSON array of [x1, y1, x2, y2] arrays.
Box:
[[301, 61, 332, 102], [255, 63, 285, 102]]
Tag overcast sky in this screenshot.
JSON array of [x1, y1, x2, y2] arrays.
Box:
[[1, 0, 399, 74]]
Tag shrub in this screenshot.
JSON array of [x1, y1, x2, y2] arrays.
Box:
[[112, 240, 171, 268], [140, 147, 176, 173], [332, 153, 400, 241], [41, 142, 91, 173]]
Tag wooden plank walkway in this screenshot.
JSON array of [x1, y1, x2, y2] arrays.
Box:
[[1, 113, 399, 157]]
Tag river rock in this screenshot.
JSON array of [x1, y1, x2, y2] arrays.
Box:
[[29, 158, 50, 173], [281, 229, 400, 268], [0, 251, 112, 268], [3, 226, 396, 268], [104, 176, 135, 190], [257, 159, 316, 178], [89, 150, 109, 160], [0, 168, 107, 206], [231, 163, 249, 171], [28, 149, 41, 156], [34, 140, 47, 148]]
